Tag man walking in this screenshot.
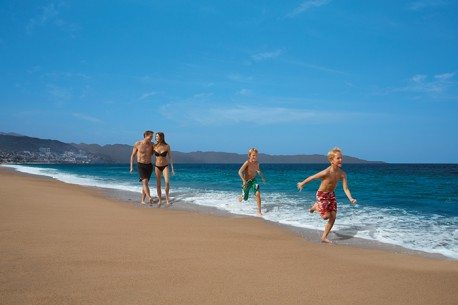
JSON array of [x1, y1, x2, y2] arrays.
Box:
[[130, 130, 155, 204]]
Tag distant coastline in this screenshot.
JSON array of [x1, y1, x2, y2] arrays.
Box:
[[0, 132, 384, 164]]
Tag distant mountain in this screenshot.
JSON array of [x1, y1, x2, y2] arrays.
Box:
[[0, 132, 24, 137], [0, 134, 80, 154], [1, 133, 384, 164], [72, 143, 132, 163], [172, 151, 380, 164]]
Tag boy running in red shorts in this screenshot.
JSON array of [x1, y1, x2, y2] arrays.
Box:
[[297, 147, 357, 243]]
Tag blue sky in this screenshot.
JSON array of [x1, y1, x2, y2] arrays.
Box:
[[1, 1, 457, 162]]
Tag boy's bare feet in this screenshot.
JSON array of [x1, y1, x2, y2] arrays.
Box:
[[321, 238, 332, 244], [256, 211, 263, 217], [238, 195, 243, 202], [309, 202, 317, 213], [141, 201, 146, 205]]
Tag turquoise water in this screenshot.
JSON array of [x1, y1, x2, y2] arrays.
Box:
[[5, 163, 457, 259]]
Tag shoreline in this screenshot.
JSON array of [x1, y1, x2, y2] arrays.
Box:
[[1, 165, 452, 261], [1, 167, 457, 305], [105, 187, 450, 260]]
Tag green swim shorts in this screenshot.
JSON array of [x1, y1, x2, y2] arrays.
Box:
[[242, 178, 260, 201]]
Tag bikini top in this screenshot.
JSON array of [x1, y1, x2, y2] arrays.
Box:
[[154, 150, 168, 157]]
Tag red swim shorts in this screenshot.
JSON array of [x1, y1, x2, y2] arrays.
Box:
[[316, 191, 337, 216]]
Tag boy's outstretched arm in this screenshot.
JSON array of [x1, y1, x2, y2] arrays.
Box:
[[297, 169, 327, 191], [342, 173, 357, 204], [257, 165, 266, 183], [238, 161, 248, 186]]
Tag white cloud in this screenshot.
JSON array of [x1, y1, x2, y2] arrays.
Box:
[[26, 2, 79, 35], [286, 0, 330, 18], [227, 74, 253, 83], [283, 59, 347, 75], [27, 65, 42, 74], [251, 49, 284, 61], [236, 89, 252, 96], [193, 92, 214, 99], [47, 84, 72, 101], [434, 72, 454, 80], [387, 72, 456, 96], [160, 103, 359, 126], [26, 3, 59, 33], [412, 74, 427, 83], [408, 0, 448, 11], [407, 73, 455, 93], [73, 113, 103, 124], [42, 71, 91, 80], [199, 6, 218, 14], [139, 91, 157, 100], [200, 106, 318, 125]]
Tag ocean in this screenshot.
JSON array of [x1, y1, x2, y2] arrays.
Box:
[[3, 163, 457, 259]]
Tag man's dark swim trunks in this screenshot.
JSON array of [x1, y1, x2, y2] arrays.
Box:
[[138, 162, 153, 182]]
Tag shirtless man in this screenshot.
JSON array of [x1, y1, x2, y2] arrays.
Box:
[[130, 130, 155, 204]]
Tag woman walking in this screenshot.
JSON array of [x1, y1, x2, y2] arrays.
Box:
[[154, 132, 175, 206]]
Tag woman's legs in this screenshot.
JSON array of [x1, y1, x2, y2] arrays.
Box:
[[155, 167, 162, 206], [163, 167, 171, 205]]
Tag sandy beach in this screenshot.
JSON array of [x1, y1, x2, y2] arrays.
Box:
[[0, 168, 457, 305]]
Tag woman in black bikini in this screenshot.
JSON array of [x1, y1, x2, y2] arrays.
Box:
[[153, 132, 175, 206]]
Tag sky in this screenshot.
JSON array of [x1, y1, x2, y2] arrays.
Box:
[[0, 1, 457, 163]]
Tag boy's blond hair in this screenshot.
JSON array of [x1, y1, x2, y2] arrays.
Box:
[[327, 147, 342, 162], [248, 147, 258, 156]]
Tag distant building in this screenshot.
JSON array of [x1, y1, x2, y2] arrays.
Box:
[[63, 151, 75, 157], [39, 147, 51, 154]]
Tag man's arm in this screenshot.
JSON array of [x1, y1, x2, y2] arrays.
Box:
[[130, 144, 138, 173], [342, 172, 357, 204], [297, 168, 328, 191]]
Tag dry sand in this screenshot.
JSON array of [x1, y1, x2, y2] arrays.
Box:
[[1, 168, 457, 305]]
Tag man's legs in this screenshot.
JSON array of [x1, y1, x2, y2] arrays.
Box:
[[141, 188, 146, 204], [142, 178, 152, 203]]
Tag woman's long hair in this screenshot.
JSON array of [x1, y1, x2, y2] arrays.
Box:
[[156, 132, 168, 145]]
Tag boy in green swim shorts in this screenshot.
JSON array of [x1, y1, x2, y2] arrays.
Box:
[[238, 148, 266, 216]]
